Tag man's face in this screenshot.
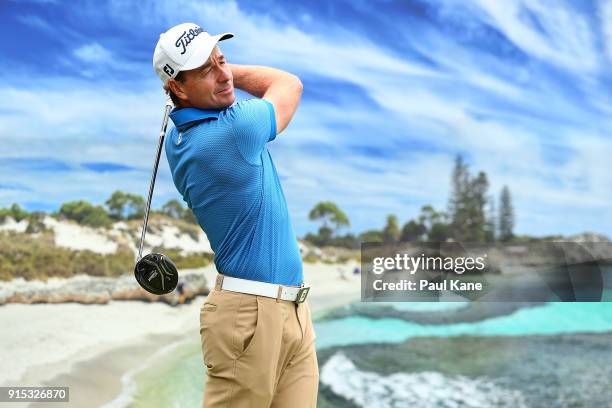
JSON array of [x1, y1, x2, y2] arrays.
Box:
[[173, 46, 235, 109]]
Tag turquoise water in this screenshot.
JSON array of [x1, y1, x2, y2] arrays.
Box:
[[124, 300, 612, 407], [315, 302, 612, 348]]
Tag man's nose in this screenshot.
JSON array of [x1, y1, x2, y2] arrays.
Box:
[[216, 66, 231, 83]]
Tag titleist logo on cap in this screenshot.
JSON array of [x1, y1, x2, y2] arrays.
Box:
[[175, 26, 204, 55]]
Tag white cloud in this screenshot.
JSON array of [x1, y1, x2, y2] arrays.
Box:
[[15, 14, 53, 31], [74, 43, 113, 64]]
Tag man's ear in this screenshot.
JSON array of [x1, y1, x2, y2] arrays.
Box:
[[167, 78, 187, 100]]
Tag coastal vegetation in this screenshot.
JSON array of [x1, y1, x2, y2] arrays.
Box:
[[0, 231, 130, 281], [0, 230, 212, 282], [0, 191, 211, 281]]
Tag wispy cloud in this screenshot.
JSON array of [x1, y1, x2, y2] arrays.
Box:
[[81, 162, 140, 173], [0, 157, 72, 172], [15, 14, 53, 31], [466, 0, 600, 72], [0, 183, 31, 192]]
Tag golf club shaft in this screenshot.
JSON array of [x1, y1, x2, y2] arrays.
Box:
[[137, 96, 174, 261]]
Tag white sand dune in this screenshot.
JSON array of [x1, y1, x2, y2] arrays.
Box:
[[0, 218, 28, 233], [41, 217, 212, 254], [0, 216, 213, 257], [44, 217, 119, 254]]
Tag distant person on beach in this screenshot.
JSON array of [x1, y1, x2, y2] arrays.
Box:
[[177, 281, 186, 305], [153, 23, 317, 407]]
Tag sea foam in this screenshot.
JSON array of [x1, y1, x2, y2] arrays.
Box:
[[321, 352, 526, 407]]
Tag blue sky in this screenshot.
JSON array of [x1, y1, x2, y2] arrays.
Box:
[[0, 0, 611, 237]]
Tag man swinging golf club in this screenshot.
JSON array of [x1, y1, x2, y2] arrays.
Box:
[[153, 23, 318, 407]]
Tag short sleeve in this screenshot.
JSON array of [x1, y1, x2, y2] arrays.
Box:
[[229, 98, 277, 165]]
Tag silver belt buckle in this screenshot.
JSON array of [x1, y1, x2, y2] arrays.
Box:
[[295, 286, 310, 303]]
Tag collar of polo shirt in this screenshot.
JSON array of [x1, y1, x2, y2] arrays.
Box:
[[169, 107, 222, 131]]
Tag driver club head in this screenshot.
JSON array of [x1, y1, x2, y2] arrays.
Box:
[[134, 253, 179, 295]]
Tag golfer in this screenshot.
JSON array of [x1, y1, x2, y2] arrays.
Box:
[[153, 23, 318, 407]]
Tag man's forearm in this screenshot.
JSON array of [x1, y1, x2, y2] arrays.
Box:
[[230, 64, 298, 97], [230, 63, 303, 134]]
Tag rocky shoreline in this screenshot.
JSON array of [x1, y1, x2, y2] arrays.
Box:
[[0, 268, 209, 305]]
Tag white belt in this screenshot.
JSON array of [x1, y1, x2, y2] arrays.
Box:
[[215, 274, 311, 303]]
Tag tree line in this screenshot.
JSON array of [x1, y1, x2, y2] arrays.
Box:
[[0, 192, 197, 230], [1, 154, 518, 245], [305, 154, 516, 248]]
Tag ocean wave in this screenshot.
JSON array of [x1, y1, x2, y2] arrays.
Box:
[[321, 352, 526, 408]]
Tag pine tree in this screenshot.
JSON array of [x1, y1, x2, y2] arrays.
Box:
[[448, 155, 469, 241], [484, 195, 496, 242], [448, 156, 491, 242], [468, 171, 489, 242], [499, 186, 514, 242]]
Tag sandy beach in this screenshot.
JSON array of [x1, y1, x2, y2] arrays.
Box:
[[0, 262, 361, 408]]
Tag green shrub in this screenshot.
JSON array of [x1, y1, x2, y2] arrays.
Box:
[[59, 200, 112, 228], [0, 203, 29, 223], [26, 211, 47, 234], [303, 253, 320, 263]]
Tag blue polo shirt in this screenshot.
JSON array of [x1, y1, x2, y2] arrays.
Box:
[[165, 98, 303, 286]]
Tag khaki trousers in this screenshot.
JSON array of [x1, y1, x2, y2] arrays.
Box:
[[199, 281, 319, 407]]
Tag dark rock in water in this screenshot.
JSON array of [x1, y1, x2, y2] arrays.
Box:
[[0, 270, 209, 305], [319, 301, 545, 325], [317, 383, 360, 408]]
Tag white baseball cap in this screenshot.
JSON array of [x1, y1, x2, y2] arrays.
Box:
[[153, 23, 233, 84]]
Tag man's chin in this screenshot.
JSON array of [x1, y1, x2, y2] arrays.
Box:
[[195, 93, 235, 110], [218, 93, 236, 108]]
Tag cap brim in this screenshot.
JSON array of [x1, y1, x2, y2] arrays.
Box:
[[180, 32, 234, 72]]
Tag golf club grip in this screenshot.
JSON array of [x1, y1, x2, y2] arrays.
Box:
[[137, 101, 173, 260]]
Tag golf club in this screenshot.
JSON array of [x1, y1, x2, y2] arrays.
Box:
[[134, 95, 179, 295]]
